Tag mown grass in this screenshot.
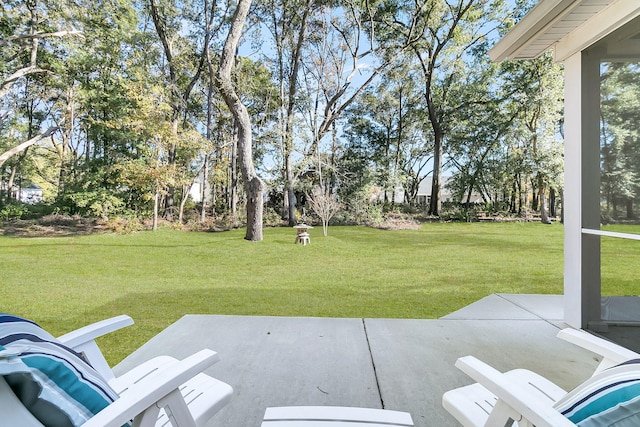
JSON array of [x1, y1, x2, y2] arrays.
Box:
[[1, 222, 637, 364]]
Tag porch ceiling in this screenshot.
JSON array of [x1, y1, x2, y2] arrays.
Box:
[[489, 0, 640, 62]]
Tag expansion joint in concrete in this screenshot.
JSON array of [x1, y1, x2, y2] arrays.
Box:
[[362, 318, 384, 409]]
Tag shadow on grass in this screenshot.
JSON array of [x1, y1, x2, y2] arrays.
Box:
[[74, 285, 477, 365]]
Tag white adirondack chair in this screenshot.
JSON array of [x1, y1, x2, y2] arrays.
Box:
[[69, 317, 413, 427], [0, 315, 233, 427], [555, 327, 640, 374], [442, 328, 640, 427]]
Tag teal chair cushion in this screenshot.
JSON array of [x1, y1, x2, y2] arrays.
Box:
[[0, 314, 122, 427], [554, 359, 640, 426]]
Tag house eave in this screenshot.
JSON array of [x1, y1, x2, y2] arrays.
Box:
[[489, 0, 640, 63], [488, 0, 577, 62]]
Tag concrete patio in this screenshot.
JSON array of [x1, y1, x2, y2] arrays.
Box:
[[114, 294, 609, 427]]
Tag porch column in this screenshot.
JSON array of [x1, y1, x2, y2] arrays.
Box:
[[563, 49, 601, 328]]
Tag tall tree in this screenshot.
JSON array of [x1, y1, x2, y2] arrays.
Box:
[[53, 0, 140, 210], [0, 0, 77, 170], [217, 0, 265, 241], [499, 54, 564, 221], [445, 47, 515, 210], [600, 63, 640, 220], [147, 0, 223, 219], [374, 0, 505, 216], [343, 65, 430, 208], [259, 0, 317, 225]]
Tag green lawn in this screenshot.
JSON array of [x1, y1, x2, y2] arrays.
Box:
[[1, 222, 637, 364]]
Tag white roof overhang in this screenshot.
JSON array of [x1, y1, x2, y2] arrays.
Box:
[[489, 0, 640, 62]]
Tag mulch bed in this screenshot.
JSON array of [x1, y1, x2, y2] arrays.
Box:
[[0, 216, 108, 237]]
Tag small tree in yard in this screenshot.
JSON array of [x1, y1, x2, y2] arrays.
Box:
[[308, 188, 341, 236]]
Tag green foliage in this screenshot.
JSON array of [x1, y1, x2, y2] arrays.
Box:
[[362, 203, 385, 225], [262, 207, 285, 227], [0, 202, 28, 221], [445, 51, 564, 215], [103, 216, 147, 234], [54, 159, 143, 219], [21, 203, 56, 219], [61, 190, 126, 219], [438, 204, 474, 222], [0, 0, 565, 228], [343, 66, 428, 208], [600, 63, 640, 221]]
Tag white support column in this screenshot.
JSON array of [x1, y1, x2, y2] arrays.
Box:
[[564, 52, 582, 328], [563, 49, 602, 329]]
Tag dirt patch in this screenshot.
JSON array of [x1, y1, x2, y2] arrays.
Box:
[[370, 214, 421, 230], [0, 215, 109, 237]]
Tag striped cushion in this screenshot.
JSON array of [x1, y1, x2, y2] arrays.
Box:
[[0, 314, 122, 427], [553, 359, 640, 426]]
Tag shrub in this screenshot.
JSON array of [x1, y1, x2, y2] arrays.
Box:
[[103, 217, 147, 233], [263, 207, 285, 227], [0, 203, 28, 221], [23, 203, 56, 219]]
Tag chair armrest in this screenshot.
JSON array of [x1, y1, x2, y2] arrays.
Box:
[[57, 315, 134, 381], [556, 328, 639, 374], [83, 349, 224, 427], [454, 356, 576, 427], [57, 315, 134, 347]]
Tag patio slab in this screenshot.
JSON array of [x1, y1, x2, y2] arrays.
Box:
[[115, 316, 382, 426], [365, 318, 596, 426], [114, 294, 602, 427], [440, 293, 564, 322]]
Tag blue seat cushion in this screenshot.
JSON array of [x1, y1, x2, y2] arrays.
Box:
[[0, 314, 121, 427], [554, 359, 640, 426]]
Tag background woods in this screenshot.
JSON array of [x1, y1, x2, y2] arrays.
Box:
[[1, 0, 575, 232]]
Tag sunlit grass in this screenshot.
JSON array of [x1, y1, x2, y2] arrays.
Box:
[[2, 221, 634, 364], [601, 224, 640, 296]]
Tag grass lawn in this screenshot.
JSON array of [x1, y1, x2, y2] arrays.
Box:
[[1, 221, 637, 364]]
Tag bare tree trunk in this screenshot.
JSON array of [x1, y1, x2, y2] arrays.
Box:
[[531, 178, 539, 212], [230, 124, 238, 215], [517, 176, 524, 215], [6, 160, 19, 202], [149, 0, 216, 222], [201, 155, 209, 223], [414, 47, 443, 217], [429, 137, 442, 216], [538, 180, 551, 224], [0, 127, 57, 168], [153, 190, 159, 230], [178, 184, 188, 223], [510, 177, 517, 213], [286, 160, 296, 225], [217, 0, 264, 241], [204, 24, 216, 223], [549, 187, 556, 217], [281, 0, 313, 225]]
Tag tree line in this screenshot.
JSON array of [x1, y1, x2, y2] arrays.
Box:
[[0, 0, 581, 240]]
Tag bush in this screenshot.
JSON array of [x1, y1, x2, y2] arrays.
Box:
[[23, 203, 57, 219], [54, 188, 128, 220], [103, 217, 147, 233], [0, 203, 28, 221], [263, 207, 285, 227]]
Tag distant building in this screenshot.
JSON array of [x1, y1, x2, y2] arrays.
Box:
[[189, 175, 212, 204], [18, 184, 43, 204], [377, 176, 484, 206]]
